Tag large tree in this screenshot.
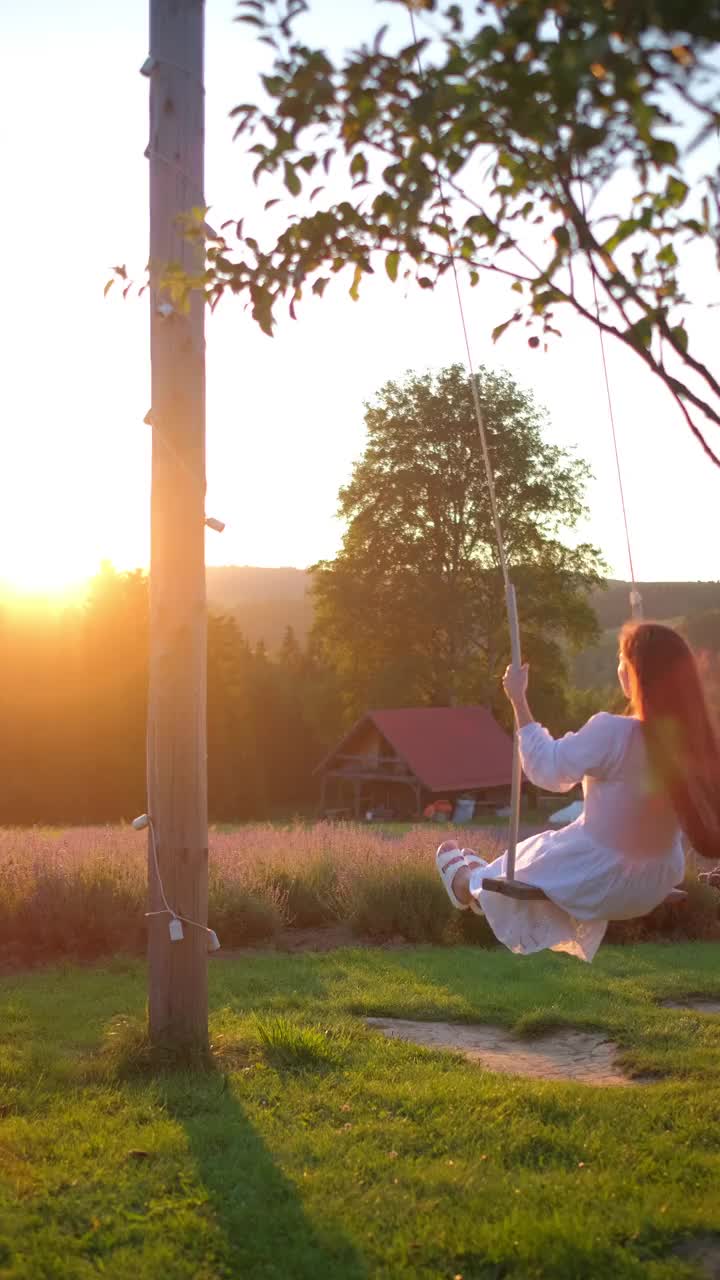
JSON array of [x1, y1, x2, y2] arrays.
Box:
[[179, 0, 720, 463], [311, 364, 603, 727]]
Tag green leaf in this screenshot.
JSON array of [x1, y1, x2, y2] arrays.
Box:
[[627, 316, 653, 351], [466, 213, 495, 239], [385, 251, 399, 283], [665, 176, 688, 208], [650, 139, 678, 168], [492, 317, 513, 343], [103, 279, 115, 297], [670, 323, 688, 353], [283, 162, 301, 197], [349, 264, 363, 301], [603, 219, 638, 253], [350, 153, 367, 181]]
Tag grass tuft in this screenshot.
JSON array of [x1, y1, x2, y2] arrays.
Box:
[[253, 1013, 353, 1073]]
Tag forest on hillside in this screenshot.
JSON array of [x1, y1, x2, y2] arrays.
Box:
[[208, 566, 720, 656]]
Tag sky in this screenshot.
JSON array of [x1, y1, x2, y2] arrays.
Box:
[[1, 0, 718, 598]]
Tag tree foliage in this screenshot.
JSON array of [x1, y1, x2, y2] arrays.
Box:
[[191, 0, 720, 461], [311, 364, 603, 728]]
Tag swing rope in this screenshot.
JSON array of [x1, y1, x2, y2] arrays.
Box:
[[409, 10, 524, 883], [578, 182, 642, 620], [444, 208, 525, 885], [408, 11, 648, 899]]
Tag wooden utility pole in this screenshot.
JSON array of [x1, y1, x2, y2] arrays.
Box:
[[146, 0, 208, 1052]]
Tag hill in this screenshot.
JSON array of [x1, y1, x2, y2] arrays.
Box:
[[578, 582, 720, 689], [589, 580, 720, 630], [206, 565, 312, 649], [206, 566, 720, 669]]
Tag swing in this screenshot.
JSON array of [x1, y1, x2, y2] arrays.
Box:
[[469, 286, 688, 908], [401, 12, 690, 917], [406, 12, 688, 912], [468, 314, 687, 908]]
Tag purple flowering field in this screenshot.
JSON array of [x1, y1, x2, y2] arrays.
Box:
[[0, 822, 505, 965], [1, 822, 714, 965]]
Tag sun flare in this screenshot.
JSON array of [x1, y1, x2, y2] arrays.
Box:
[[0, 527, 104, 602]]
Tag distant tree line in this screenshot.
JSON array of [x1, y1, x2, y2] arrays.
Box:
[[0, 565, 343, 825]]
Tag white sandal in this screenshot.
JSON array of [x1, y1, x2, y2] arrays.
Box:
[[462, 848, 487, 916], [436, 841, 470, 910]]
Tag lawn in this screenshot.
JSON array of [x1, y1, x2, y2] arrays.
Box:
[[2, 944, 720, 1278]]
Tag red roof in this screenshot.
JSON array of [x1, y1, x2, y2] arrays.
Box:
[[319, 706, 514, 792]]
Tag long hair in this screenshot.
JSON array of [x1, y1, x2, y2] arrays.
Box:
[[620, 621, 720, 858]]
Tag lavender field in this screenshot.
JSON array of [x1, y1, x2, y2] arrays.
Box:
[[0, 822, 717, 968]]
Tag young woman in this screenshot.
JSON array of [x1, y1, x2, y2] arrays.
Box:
[[436, 621, 720, 962]]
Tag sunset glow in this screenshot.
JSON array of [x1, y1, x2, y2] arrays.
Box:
[[0, 465, 121, 600], [2, 0, 718, 599]]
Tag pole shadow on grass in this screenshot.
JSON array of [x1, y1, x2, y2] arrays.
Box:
[[171, 1078, 367, 1280]]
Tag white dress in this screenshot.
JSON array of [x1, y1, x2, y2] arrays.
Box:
[[470, 713, 685, 962]]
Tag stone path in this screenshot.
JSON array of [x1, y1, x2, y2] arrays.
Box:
[[662, 999, 720, 1015], [672, 1237, 720, 1279], [365, 1017, 639, 1086]]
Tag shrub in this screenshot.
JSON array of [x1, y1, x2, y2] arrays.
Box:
[[347, 863, 455, 943], [207, 876, 281, 946], [0, 851, 145, 967], [606, 875, 720, 945], [265, 858, 342, 928], [452, 902, 500, 949]]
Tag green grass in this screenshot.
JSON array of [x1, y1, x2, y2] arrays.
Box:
[[2, 945, 720, 1278]]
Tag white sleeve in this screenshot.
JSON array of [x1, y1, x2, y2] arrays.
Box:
[[518, 713, 621, 793]]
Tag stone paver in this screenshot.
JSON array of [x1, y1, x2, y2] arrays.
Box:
[[662, 999, 720, 1014], [366, 1017, 640, 1086], [672, 1237, 720, 1279]]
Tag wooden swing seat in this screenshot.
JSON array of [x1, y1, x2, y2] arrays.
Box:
[[481, 877, 547, 902], [481, 876, 688, 907]]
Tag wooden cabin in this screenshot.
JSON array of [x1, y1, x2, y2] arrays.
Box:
[[316, 706, 514, 821]]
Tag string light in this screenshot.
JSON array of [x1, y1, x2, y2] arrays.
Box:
[[133, 813, 220, 950], [144, 413, 227, 532], [140, 53, 206, 92]]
